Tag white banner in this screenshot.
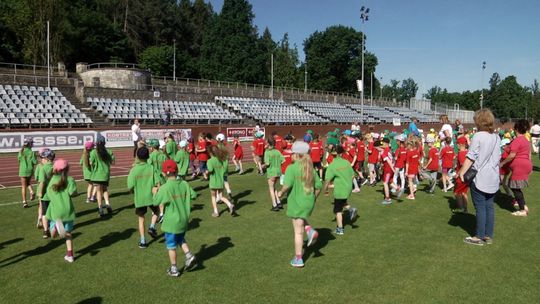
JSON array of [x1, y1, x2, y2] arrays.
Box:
[[393, 118, 401, 126], [100, 128, 192, 147], [226, 127, 265, 142], [0, 131, 97, 153]]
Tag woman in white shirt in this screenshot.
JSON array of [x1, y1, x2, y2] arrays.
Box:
[[439, 115, 453, 146], [131, 119, 141, 157]]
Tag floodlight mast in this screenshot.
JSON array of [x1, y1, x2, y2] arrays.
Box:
[[360, 6, 370, 124]]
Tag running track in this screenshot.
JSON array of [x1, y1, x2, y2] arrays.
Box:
[[0, 143, 254, 189]]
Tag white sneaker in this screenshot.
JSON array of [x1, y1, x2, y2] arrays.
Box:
[[64, 255, 74, 263]]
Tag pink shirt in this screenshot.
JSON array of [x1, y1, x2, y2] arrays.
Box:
[[509, 135, 532, 181]]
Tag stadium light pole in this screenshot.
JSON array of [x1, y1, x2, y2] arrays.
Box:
[[480, 61, 486, 109], [379, 76, 383, 100], [47, 20, 50, 89], [304, 61, 307, 93], [360, 6, 370, 124], [370, 71, 373, 106], [173, 39, 176, 82]]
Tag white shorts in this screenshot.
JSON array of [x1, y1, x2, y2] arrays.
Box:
[[280, 175, 285, 186]]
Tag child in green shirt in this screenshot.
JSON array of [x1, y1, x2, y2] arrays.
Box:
[[277, 141, 322, 268], [18, 138, 37, 207], [324, 145, 358, 235], [174, 140, 190, 178], [37, 149, 55, 239], [264, 138, 284, 211], [154, 160, 197, 277], [207, 145, 237, 217], [45, 159, 77, 263], [165, 133, 178, 159], [127, 147, 160, 249], [80, 141, 96, 203], [148, 139, 168, 222], [90, 137, 115, 218]]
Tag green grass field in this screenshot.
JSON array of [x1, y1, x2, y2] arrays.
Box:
[[0, 159, 539, 304]]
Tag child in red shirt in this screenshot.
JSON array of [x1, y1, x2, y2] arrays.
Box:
[[310, 134, 324, 178], [280, 135, 294, 186], [354, 135, 366, 184], [187, 137, 197, 178], [422, 137, 439, 194], [366, 134, 379, 185], [440, 137, 455, 192], [405, 140, 420, 200], [195, 133, 209, 178], [252, 132, 265, 175], [499, 138, 512, 197], [453, 136, 469, 213], [379, 138, 396, 204], [273, 131, 285, 153], [232, 135, 244, 174], [392, 135, 407, 197]]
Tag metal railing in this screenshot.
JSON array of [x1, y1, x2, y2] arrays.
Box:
[[0, 62, 61, 76], [0, 73, 76, 87], [86, 63, 145, 70]]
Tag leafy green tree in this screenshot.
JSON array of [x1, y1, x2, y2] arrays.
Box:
[[382, 79, 401, 101], [138, 45, 173, 76], [400, 77, 418, 101]]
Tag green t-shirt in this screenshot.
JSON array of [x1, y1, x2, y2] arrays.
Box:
[[89, 149, 114, 182], [18, 147, 36, 177], [127, 161, 157, 207], [45, 175, 77, 222], [174, 150, 190, 176], [165, 139, 177, 159], [264, 148, 284, 178], [284, 161, 322, 219], [325, 156, 354, 199], [149, 150, 167, 184], [207, 156, 228, 190], [79, 153, 93, 180], [34, 163, 43, 181], [153, 178, 196, 234], [38, 162, 54, 201]]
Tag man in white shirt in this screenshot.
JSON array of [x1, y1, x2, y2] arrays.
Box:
[[351, 122, 361, 132], [132, 119, 141, 157], [530, 120, 540, 154]]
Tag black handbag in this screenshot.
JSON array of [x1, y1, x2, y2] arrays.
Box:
[[462, 134, 497, 185]]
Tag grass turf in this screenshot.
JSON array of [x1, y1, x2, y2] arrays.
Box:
[[0, 160, 539, 304]]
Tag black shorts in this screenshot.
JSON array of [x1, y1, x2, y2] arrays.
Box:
[[41, 200, 50, 214], [313, 162, 322, 170], [92, 180, 109, 187], [135, 205, 160, 217], [333, 198, 347, 213]]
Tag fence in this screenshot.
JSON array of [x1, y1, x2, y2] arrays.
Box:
[[409, 98, 474, 123]]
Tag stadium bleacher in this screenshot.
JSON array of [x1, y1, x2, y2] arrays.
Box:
[[86, 97, 242, 124], [293, 101, 364, 124], [0, 84, 93, 128], [217, 96, 328, 125]]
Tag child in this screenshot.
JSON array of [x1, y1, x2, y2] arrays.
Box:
[[309, 134, 324, 178], [264, 138, 285, 211], [37, 149, 55, 238], [343, 139, 361, 193], [148, 139, 168, 222], [252, 131, 266, 175], [422, 136, 440, 194], [499, 138, 512, 199], [174, 140, 190, 179], [273, 131, 286, 153], [80, 141, 96, 203], [405, 140, 420, 200], [277, 141, 322, 268], [34, 148, 46, 228], [164, 133, 177, 159], [379, 138, 397, 204], [392, 135, 407, 198], [440, 137, 455, 192], [90, 136, 115, 217], [324, 145, 358, 235], [18, 138, 37, 208], [453, 136, 470, 213], [187, 137, 197, 178], [280, 135, 294, 186], [232, 134, 244, 174], [154, 160, 197, 277], [195, 133, 209, 178], [128, 147, 160, 248], [216, 133, 233, 198], [207, 145, 237, 217], [366, 133, 379, 186], [45, 159, 77, 262], [353, 132, 367, 186]]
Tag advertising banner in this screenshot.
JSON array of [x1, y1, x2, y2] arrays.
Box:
[[226, 127, 265, 142], [0, 131, 97, 153], [100, 128, 192, 148]]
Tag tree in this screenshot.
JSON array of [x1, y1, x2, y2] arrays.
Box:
[[400, 78, 418, 101], [273, 34, 301, 88], [425, 86, 442, 100], [138, 45, 173, 76], [303, 25, 378, 93]]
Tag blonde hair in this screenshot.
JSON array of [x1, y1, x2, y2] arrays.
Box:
[[292, 153, 314, 194], [473, 108, 495, 133], [439, 114, 449, 124]]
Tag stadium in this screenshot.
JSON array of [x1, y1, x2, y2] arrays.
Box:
[[0, 1, 538, 303]]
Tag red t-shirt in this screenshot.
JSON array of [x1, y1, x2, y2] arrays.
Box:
[[381, 147, 394, 174], [395, 146, 407, 169], [197, 140, 208, 161], [342, 143, 353, 163], [326, 153, 334, 165], [252, 138, 265, 156], [274, 135, 284, 152], [356, 140, 366, 161], [309, 141, 323, 163], [406, 149, 420, 175], [367, 142, 379, 164], [440, 146, 455, 169], [456, 150, 468, 172], [281, 149, 292, 174], [188, 142, 195, 161], [427, 147, 440, 171], [233, 139, 242, 152]]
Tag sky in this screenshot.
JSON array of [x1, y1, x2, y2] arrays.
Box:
[[208, 0, 540, 96]]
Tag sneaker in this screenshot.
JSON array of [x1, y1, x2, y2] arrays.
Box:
[[167, 266, 180, 277], [397, 189, 405, 199], [361, 179, 369, 186], [511, 210, 527, 217], [447, 183, 455, 190], [349, 208, 358, 222], [238, 170, 244, 175], [42, 230, 50, 239], [483, 237, 493, 245], [29, 192, 35, 201], [271, 206, 280, 212], [185, 255, 197, 270], [89, 196, 97, 203], [277, 203, 284, 209], [464, 236, 485, 246], [64, 255, 74, 263], [211, 212, 220, 218], [158, 214, 164, 224], [390, 188, 397, 194], [512, 200, 519, 210], [352, 188, 361, 193], [22, 201, 29, 208], [105, 204, 113, 214], [306, 229, 318, 247], [138, 242, 148, 249], [381, 199, 392, 205], [36, 218, 42, 229], [406, 194, 415, 200], [148, 227, 158, 239], [98, 208, 105, 218], [229, 204, 237, 216], [290, 257, 304, 268], [335, 227, 344, 235]]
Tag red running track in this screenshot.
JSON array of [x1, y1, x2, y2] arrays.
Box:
[[0, 143, 255, 189]]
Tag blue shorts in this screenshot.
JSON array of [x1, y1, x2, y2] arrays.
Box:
[[49, 220, 74, 233], [164, 232, 186, 250], [223, 174, 228, 182], [198, 161, 207, 173]]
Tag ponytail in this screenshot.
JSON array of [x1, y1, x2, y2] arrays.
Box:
[[52, 167, 69, 192], [295, 154, 314, 194]]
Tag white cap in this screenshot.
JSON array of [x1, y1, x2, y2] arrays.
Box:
[[159, 139, 166, 149], [179, 140, 187, 148], [291, 141, 310, 154], [216, 133, 225, 141]]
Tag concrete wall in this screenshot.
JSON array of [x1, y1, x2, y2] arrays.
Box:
[[79, 68, 151, 90]]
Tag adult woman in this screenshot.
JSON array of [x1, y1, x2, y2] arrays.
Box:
[[500, 120, 532, 217], [439, 115, 453, 146], [458, 109, 500, 246]]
